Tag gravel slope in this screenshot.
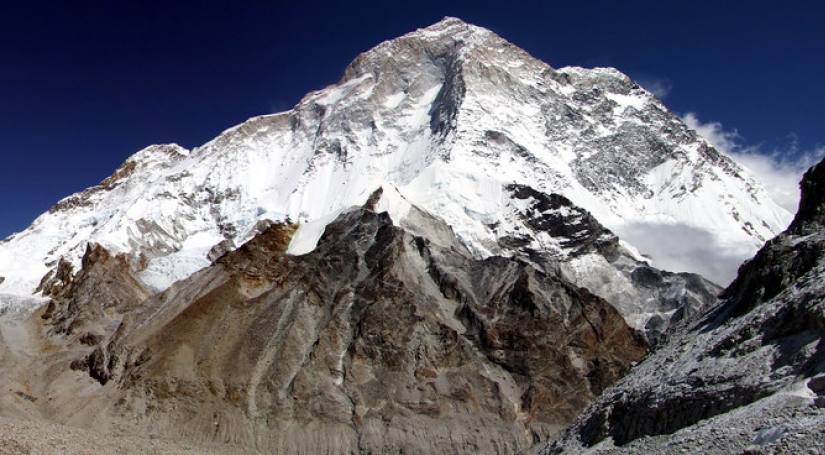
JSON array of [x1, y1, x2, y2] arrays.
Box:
[[0, 417, 246, 455]]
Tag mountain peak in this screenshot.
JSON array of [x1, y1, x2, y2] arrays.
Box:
[[435, 16, 468, 25], [341, 16, 498, 83], [127, 143, 189, 166], [413, 16, 484, 36]]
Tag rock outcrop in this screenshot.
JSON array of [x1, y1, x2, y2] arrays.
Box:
[[498, 184, 719, 344], [39, 243, 151, 339]]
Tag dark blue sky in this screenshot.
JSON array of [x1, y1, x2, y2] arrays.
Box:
[[2, 1, 823, 237]]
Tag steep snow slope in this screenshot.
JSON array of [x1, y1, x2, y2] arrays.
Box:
[[0, 17, 788, 311]]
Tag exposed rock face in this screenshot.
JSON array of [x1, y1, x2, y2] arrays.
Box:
[[34, 257, 74, 298], [499, 184, 619, 261], [541, 158, 825, 454], [40, 243, 151, 339], [497, 184, 720, 344], [64, 202, 645, 454], [792, 158, 825, 227], [206, 239, 236, 262]]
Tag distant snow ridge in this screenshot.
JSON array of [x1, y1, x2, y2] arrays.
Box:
[[0, 17, 788, 313]]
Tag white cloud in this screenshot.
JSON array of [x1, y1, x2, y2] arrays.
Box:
[[681, 112, 824, 212], [681, 112, 739, 153], [613, 113, 824, 286], [724, 149, 824, 213], [637, 77, 673, 99], [617, 222, 752, 286]]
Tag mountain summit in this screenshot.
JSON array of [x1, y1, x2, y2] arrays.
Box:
[[0, 17, 785, 309]]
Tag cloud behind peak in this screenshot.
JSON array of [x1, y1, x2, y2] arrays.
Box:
[[682, 112, 824, 213]]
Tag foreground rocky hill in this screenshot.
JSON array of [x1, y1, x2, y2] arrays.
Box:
[[541, 158, 825, 454]]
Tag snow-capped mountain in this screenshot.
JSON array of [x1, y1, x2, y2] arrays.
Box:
[[0, 17, 789, 313]]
